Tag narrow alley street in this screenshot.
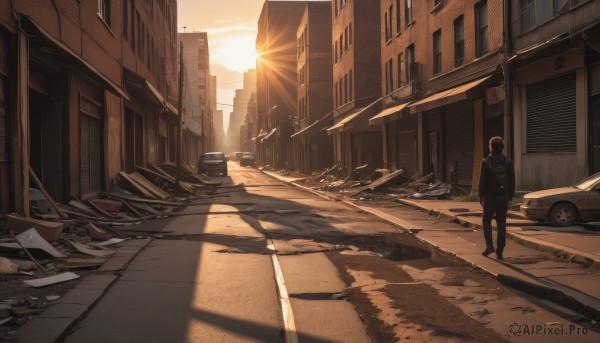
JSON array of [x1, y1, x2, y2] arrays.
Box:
[[14, 162, 595, 342]]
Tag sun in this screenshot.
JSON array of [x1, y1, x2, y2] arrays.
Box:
[[212, 34, 258, 72]]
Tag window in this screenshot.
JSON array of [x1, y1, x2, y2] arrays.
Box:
[[349, 23, 353, 46], [396, 0, 401, 34], [475, 0, 488, 57], [334, 41, 338, 63], [349, 70, 353, 101], [344, 26, 348, 51], [454, 16, 464, 67], [385, 61, 390, 94], [123, 0, 128, 41], [335, 0, 338, 17], [335, 81, 338, 107], [389, 59, 394, 92], [344, 74, 348, 104], [388, 4, 394, 41], [406, 44, 415, 82], [98, 0, 111, 27], [397, 53, 403, 87], [405, 0, 413, 26], [433, 30, 441, 75], [385, 12, 390, 42]]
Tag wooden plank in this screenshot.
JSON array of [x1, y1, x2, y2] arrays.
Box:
[[6, 214, 64, 242], [128, 172, 171, 199], [102, 192, 185, 206], [90, 199, 122, 212], [117, 172, 157, 199], [28, 166, 68, 219], [68, 199, 99, 216], [348, 169, 407, 197]]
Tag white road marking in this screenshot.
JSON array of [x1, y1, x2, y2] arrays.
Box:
[[260, 220, 299, 343]]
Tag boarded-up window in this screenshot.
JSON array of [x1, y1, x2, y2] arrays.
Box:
[[526, 72, 576, 153], [79, 92, 102, 198]]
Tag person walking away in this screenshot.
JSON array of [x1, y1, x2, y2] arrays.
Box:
[[478, 137, 515, 260]]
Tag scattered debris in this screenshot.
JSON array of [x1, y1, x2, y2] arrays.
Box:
[[0, 258, 19, 274], [0, 229, 66, 259], [24, 272, 80, 288]]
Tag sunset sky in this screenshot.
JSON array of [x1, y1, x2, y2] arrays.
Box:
[[177, 0, 319, 135], [177, 0, 263, 133]]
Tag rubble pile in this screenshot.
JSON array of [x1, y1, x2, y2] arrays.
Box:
[[300, 164, 452, 200], [0, 165, 223, 332]]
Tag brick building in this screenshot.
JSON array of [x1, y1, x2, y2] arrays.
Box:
[[370, 0, 505, 190], [291, 1, 334, 174], [326, 0, 382, 175], [256, 0, 307, 169], [0, 0, 178, 215]]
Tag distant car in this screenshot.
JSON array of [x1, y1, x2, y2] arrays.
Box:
[[240, 152, 256, 167], [520, 172, 600, 227], [198, 152, 228, 176], [234, 152, 243, 161]]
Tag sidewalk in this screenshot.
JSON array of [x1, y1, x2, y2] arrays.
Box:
[[263, 171, 600, 321]]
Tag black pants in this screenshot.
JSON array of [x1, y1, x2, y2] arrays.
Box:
[[482, 197, 508, 253]]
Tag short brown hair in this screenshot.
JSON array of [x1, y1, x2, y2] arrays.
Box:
[[489, 136, 504, 153]]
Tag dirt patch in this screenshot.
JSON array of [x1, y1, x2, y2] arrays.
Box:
[[327, 246, 507, 342]]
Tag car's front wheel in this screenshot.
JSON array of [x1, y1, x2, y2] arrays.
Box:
[[549, 203, 577, 227]]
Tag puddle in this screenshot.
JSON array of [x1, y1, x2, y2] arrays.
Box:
[[378, 242, 432, 261]]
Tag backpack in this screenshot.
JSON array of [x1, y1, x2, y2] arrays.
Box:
[[485, 155, 509, 195]]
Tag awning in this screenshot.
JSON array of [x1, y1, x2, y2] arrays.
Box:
[[409, 75, 492, 114], [369, 101, 412, 125], [21, 15, 129, 100], [183, 115, 202, 136], [291, 112, 333, 138], [261, 128, 277, 143], [145, 80, 179, 117], [327, 98, 382, 135]]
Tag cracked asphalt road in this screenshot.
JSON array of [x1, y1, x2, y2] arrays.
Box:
[[63, 163, 599, 342]]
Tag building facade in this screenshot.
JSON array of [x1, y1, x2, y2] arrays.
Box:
[[178, 32, 211, 161], [370, 0, 505, 191], [327, 0, 382, 175], [256, 0, 307, 169], [0, 0, 178, 215], [292, 1, 334, 173], [227, 69, 256, 152]]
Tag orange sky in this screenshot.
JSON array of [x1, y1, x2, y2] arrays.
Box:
[[177, 0, 264, 132], [177, 0, 321, 134]]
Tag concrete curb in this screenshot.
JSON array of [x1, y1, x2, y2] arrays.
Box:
[[14, 238, 153, 342], [261, 171, 600, 321], [395, 198, 600, 268]]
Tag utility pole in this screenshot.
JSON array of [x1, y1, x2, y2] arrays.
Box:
[[176, 41, 184, 188]]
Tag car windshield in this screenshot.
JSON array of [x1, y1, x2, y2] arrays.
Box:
[[574, 172, 600, 190], [243, 153, 254, 158], [203, 154, 223, 161]]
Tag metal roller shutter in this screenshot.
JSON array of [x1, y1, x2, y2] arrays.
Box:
[[396, 117, 418, 176], [526, 72, 576, 153], [445, 101, 473, 185]]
